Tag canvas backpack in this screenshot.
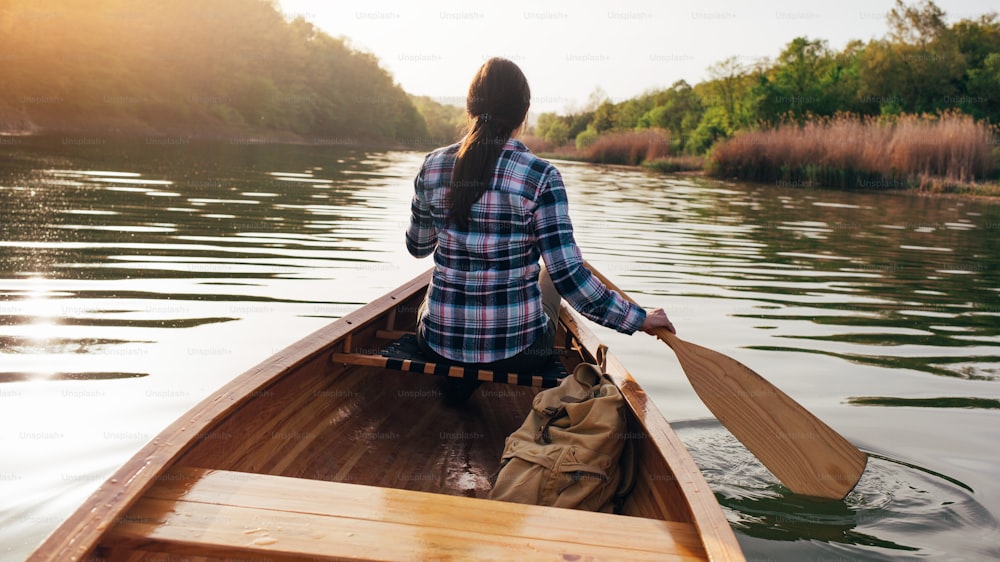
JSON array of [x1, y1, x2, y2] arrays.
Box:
[[488, 351, 636, 513]]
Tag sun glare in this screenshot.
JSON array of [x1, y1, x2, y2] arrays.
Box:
[[19, 277, 60, 344]]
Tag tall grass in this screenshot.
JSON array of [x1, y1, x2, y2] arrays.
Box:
[[709, 113, 997, 191], [643, 155, 706, 173], [578, 129, 671, 165], [521, 133, 579, 158]]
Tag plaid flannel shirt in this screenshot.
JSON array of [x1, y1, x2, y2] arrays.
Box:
[[406, 138, 646, 363]]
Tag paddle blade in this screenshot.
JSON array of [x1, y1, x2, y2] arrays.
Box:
[[583, 260, 867, 499], [659, 330, 867, 499]]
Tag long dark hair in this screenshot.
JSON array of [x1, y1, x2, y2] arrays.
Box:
[[448, 58, 531, 230]]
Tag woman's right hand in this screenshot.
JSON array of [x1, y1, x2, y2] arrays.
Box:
[[641, 308, 676, 335]]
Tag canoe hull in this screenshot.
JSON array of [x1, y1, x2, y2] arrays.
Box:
[[29, 268, 743, 561]]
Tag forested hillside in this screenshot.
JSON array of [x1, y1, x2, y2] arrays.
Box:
[[0, 0, 429, 144]]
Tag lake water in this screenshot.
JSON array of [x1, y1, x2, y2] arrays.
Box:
[[1, 137, 998, 561]]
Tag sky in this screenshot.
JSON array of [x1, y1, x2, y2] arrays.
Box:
[[277, 0, 996, 116]]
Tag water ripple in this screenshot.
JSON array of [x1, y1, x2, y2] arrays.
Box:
[[676, 420, 1000, 561]]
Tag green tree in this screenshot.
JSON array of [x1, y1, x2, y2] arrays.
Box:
[[636, 81, 704, 153], [834, 40, 867, 115], [612, 98, 652, 130], [964, 53, 1000, 121], [567, 112, 595, 139], [575, 126, 599, 151], [543, 119, 570, 146], [687, 106, 732, 154], [856, 25, 966, 114], [534, 113, 560, 140], [754, 38, 845, 122], [591, 101, 616, 132], [534, 110, 592, 146], [687, 57, 761, 149], [949, 13, 1000, 121]]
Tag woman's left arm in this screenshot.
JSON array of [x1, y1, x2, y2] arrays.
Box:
[[405, 170, 437, 258]]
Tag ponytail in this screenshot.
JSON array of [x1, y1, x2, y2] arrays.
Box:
[[449, 58, 530, 230]]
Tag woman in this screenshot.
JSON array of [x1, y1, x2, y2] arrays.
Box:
[[406, 58, 674, 397]]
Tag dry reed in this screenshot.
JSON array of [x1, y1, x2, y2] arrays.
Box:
[[709, 113, 997, 190], [643, 155, 706, 173], [578, 129, 672, 165]]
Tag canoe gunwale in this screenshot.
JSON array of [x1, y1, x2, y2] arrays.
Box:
[[560, 307, 744, 561]]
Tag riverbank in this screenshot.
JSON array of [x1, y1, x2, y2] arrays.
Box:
[[538, 149, 1000, 198], [0, 123, 439, 152], [9, 124, 996, 199], [526, 114, 1000, 199], [526, 129, 704, 174]]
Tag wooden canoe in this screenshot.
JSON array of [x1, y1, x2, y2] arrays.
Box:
[[29, 268, 745, 561]]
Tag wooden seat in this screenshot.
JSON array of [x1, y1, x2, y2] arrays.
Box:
[[104, 466, 707, 561]]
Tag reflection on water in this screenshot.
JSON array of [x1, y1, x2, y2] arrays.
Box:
[[1, 138, 999, 560], [848, 396, 1000, 409], [0, 139, 420, 386]]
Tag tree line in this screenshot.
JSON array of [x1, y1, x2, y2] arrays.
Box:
[[532, 1, 1000, 157], [0, 0, 435, 145]]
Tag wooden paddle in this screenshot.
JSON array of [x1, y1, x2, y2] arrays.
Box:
[[585, 261, 867, 499]]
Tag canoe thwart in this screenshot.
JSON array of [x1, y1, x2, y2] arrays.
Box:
[[332, 333, 567, 388], [103, 466, 707, 561]]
